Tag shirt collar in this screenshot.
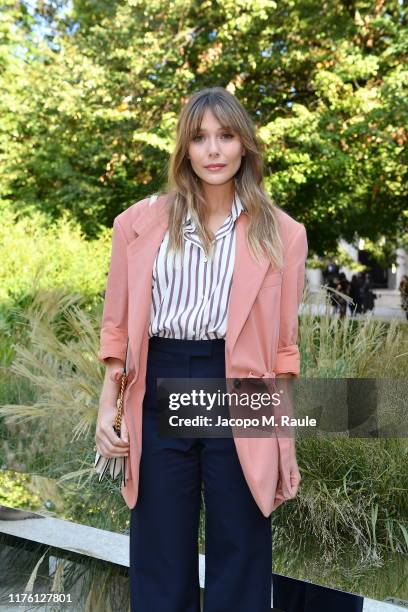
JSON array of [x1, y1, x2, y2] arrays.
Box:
[[183, 192, 245, 229]]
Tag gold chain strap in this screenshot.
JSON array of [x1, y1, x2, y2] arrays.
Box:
[[113, 372, 128, 436]]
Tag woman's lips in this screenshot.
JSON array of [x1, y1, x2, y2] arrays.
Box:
[[205, 164, 226, 171]]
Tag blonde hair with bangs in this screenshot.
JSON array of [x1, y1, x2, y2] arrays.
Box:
[[163, 87, 283, 268]]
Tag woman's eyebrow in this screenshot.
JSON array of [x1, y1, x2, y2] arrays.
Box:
[[196, 126, 233, 132]]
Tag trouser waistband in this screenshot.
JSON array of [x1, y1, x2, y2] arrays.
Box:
[[148, 335, 225, 357]]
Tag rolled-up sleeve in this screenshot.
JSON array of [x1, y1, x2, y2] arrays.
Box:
[[275, 223, 308, 377], [97, 217, 129, 364]]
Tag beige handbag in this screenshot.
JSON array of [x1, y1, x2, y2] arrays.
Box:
[[94, 339, 129, 487]]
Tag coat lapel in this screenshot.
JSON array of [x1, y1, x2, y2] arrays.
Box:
[[126, 197, 169, 378], [225, 213, 270, 356], [126, 195, 271, 378]]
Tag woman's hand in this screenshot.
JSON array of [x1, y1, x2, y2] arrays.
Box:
[[95, 408, 129, 458], [275, 441, 301, 504], [95, 362, 130, 458], [274, 373, 301, 500]]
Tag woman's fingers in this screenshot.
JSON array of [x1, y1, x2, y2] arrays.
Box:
[[104, 422, 129, 447], [279, 463, 301, 499], [95, 415, 129, 458], [96, 436, 129, 457], [98, 445, 128, 458], [280, 466, 294, 499], [289, 469, 301, 497]]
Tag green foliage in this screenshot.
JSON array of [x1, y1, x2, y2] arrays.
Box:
[[0, 286, 406, 599], [0, 0, 407, 601], [0, 286, 406, 530], [0, 0, 406, 257], [273, 438, 408, 598], [0, 201, 110, 303], [0, 290, 130, 532], [0, 471, 41, 510], [299, 285, 407, 378], [0, 201, 110, 354]]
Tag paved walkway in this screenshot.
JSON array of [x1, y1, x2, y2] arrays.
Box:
[[363, 598, 407, 611], [304, 288, 407, 322]]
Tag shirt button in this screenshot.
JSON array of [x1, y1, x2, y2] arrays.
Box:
[[203, 257, 207, 262]]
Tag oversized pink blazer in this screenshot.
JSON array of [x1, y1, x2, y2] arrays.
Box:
[[97, 193, 308, 517]]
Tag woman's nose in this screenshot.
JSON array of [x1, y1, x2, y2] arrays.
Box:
[[207, 137, 221, 154]]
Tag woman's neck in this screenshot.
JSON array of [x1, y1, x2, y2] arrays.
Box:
[[201, 181, 235, 215]]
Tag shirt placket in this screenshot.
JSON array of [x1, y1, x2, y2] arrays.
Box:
[[183, 211, 239, 339]]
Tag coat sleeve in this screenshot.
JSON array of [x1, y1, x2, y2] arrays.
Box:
[[97, 217, 129, 364], [274, 222, 308, 377]]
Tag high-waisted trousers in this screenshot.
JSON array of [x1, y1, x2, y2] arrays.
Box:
[[129, 336, 272, 612]]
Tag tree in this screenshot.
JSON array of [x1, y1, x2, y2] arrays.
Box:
[[0, 0, 406, 258]]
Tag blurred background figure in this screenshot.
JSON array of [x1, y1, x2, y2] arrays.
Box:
[[399, 274, 408, 320], [323, 262, 340, 314], [349, 274, 362, 316], [361, 272, 377, 314], [334, 272, 350, 319]]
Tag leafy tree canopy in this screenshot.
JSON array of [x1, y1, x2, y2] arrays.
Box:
[[0, 0, 406, 259]]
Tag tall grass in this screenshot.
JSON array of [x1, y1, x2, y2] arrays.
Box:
[[299, 282, 407, 378], [0, 283, 406, 602], [0, 289, 129, 531], [272, 283, 408, 596]]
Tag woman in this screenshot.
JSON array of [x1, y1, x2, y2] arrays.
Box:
[[95, 87, 307, 612]]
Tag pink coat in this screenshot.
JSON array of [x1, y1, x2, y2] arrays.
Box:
[[97, 193, 308, 517]]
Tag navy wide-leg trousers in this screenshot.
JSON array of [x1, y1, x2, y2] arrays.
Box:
[[129, 337, 272, 612], [272, 574, 364, 612]]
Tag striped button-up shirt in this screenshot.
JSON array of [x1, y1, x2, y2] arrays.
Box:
[[148, 193, 245, 340]]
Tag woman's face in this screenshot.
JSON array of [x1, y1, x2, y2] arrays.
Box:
[[187, 108, 245, 186]]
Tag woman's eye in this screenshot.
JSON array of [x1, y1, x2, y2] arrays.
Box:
[[192, 133, 234, 142]]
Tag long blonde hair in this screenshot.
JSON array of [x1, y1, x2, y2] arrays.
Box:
[[163, 87, 283, 268]]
